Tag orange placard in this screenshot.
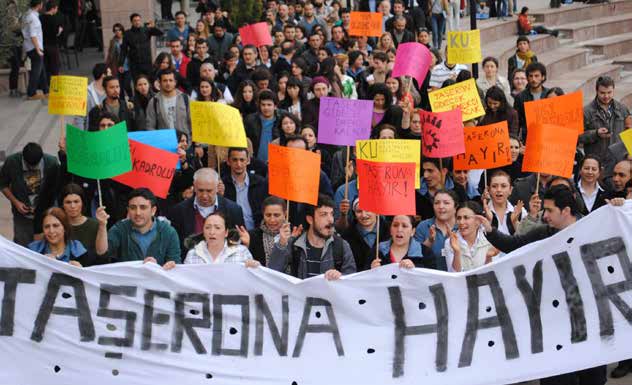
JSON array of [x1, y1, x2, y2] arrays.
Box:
[[453, 121, 512, 170], [349, 12, 383, 37], [522, 123, 577, 178], [268, 144, 321, 205], [525, 91, 584, 134]]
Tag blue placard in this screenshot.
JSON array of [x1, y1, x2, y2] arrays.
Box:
[[128, 129, 181, 169]]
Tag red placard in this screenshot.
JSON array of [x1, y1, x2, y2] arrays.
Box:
[[357, 159, 416, 216], [112, 139, 179, 198], [239, 22, 273, 47]]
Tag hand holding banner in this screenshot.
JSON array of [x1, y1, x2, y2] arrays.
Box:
[[391, 42, 433, 86], [349, 12, 383, 37], [191, 101, 248, 148], [48, 75, 88, 116], [357, 159, 416, 215], [66, 122, 132, 179], [525, 91, 584, 134], [112, 140, 179, 198], [356, 139, 421, 188], [239, 22, 273, 47], [522, 123, 577, 178], [318, 97, 373, 146], [453, 121, 512, 170], [446, 30, 482, 64], [429, 78, 485, 122], [419, 109, 465, 158], [268, 144, 321, 205]]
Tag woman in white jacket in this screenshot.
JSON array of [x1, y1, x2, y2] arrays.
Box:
[[443, 201, 499, 272], [184, 212, 259, 267]]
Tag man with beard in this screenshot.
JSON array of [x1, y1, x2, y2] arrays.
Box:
[[87, 76, 133, 131], [269, 194, 356, 280], [119, 14, 163, 82], [513, 62, 549, 141]]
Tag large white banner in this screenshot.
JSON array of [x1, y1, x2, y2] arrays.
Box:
[[1, 202, 632, 385]]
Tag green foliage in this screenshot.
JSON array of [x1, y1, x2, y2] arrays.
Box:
[[222, 0, 263, 28]]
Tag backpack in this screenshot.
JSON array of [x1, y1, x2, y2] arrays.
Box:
[[290, 235, 344, 277]]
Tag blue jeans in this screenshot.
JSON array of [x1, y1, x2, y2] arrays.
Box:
[[26, 49, 48, 97], [431, 13, 446, 50], [496, 0, 507, 17]]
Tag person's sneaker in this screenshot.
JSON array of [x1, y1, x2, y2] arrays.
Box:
[[27, 94, 44, 100], [553, 30, 560, 37], [611, 361, 632, 378]]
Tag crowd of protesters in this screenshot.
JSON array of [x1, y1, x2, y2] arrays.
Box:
[[3, 0, 632, 382]]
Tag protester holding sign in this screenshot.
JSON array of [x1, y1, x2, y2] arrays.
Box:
[[479, 86, 519, 137], [183, 211, 259, 266], [371, 215, 435, 270], [60, 183, 109, 260], [97, 188, 180, 268], [513, 62, 549, 140], [339, 198, 389, 272], [269, 194, 356, 280]]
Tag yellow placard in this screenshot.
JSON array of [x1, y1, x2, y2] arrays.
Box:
[[191, 101, 248, 148], [621, 129, 632, 156], [429, 78, 485, 122], [356, 139, 421, 189], [447, 30, 482, 64], [48, 75, 89, 116]]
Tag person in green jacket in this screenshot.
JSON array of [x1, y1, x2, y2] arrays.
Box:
[[96, 188, 180, 269]]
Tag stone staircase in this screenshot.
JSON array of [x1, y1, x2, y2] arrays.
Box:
[[477, 0, 632, 109]]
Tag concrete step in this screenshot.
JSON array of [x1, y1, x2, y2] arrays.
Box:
[[538, 47, 590, 79], [474, 17, 522, 43], [614, 83, 632, 110], [481, 34, 559, 77], [582, 32, 632, 59], [556, 13, 632, 41], [530, 0, 632, 25], [546, 63, 623, 102], [612, 53, 632, 70]]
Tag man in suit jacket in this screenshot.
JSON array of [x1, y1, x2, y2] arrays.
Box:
[[168, 168, 244, 254], [221, 148, 269, 230]]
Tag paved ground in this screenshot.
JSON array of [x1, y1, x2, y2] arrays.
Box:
[[0, 2, 630, 383]]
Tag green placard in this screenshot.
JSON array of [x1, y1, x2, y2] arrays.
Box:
[[66, 122, 132, 179]]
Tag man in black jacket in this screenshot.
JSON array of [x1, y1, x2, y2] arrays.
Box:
[[168, 167, 244, 255], [222, 148, 268, 230], [119, 14, 163, 81], [479, 184, 607, 385], [513, 62, 549, 141], [244, 90, 283, 162], [87, 76, 133, 131]]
